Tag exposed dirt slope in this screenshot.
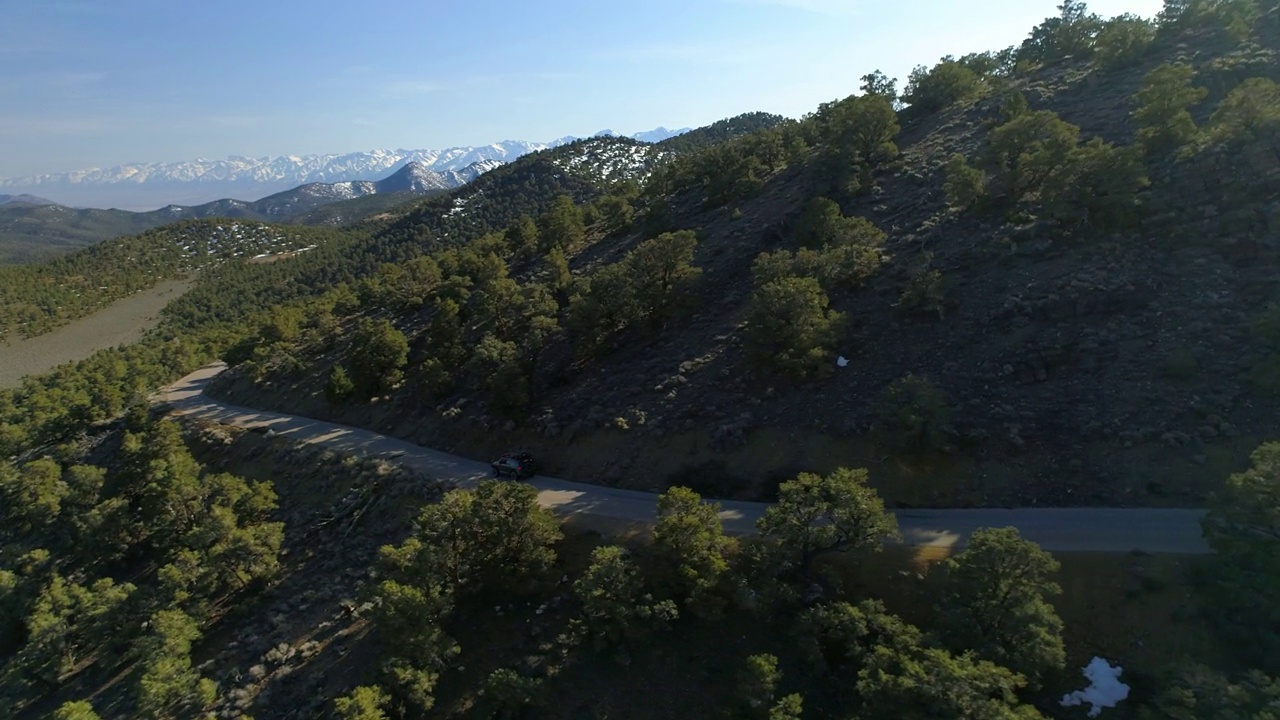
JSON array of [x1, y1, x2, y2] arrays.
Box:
[[0, 280, 192, 388]]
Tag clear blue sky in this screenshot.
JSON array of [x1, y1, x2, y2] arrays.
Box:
[[1, 0, 1162, 178]]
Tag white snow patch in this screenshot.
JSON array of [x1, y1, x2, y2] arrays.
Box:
[[1060, 657, 1130, 717], [836, 356, 849, 368]]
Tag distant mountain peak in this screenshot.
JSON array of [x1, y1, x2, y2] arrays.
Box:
[[630, 126, 694, 144]]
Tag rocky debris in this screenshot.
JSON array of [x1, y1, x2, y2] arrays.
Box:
[[178, 422, 450, 719], [710, 412, 754, 450]]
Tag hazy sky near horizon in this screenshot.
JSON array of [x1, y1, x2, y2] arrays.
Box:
[[2, 0, 1163, 178]]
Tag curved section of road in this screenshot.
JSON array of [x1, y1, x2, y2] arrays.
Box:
[[161, 363, 1210, 554]]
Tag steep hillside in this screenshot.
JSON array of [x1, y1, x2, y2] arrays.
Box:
[[285, 189, 431, 227], [365, 136, 673, 251], [235, 117, 791, 277], [0, 116, 768, 265], [655, 111, 789, 154], [213, 5, 1280, 511]]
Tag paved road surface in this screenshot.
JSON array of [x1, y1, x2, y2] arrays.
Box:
[[160, 363, 1211, 554]]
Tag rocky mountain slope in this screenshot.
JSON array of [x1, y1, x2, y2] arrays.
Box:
[[0, 125, 711, 264], [0, 115, 777, 340], [210, 8, 1280, 512]]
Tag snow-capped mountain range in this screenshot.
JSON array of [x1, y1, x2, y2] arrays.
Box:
[[7, 144, 544, 189], [0, 128, 691, 210], [258, 158, 505, 206], [144, 159, 505, 222]]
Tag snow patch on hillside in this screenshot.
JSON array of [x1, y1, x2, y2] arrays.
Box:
[[168, 222, 317, 270], [550, 138, 672, 183], [1060, 658, 1130, 717]]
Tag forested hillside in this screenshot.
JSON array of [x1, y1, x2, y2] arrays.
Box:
[[1, 1, 1279, 719], [285, 189, 439, 227], [0, 178, 444, 266], [0, 204, 174, 264], [0, 220, 354, 340], [655, 111, 789, 154], [0, 195, 351, 266], [217, 1, 1279, 510]]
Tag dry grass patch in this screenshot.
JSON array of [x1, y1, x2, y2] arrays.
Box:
[[0, 279, 191, 387]]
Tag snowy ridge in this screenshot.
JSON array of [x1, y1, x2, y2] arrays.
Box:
[[130, 159, 502, 222], [258, 159, 500, 215], [0, 143, 552, 190]]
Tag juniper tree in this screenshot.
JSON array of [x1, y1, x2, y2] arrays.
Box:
[[934, 527, 1066, 686], [757, 467, 899, 578]]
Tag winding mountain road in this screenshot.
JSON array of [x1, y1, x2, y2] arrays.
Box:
[[161, 363, 1211, 554]]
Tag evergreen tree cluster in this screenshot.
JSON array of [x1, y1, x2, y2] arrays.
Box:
[[0, 416, 282, 717], [355, 469, 1067, 718], [0, 220, 349, 340]]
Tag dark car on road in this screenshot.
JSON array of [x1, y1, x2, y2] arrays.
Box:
[[492, 451, 537, 480]]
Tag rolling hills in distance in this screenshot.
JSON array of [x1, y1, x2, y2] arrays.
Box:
[[0, 127, 696, 264]]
